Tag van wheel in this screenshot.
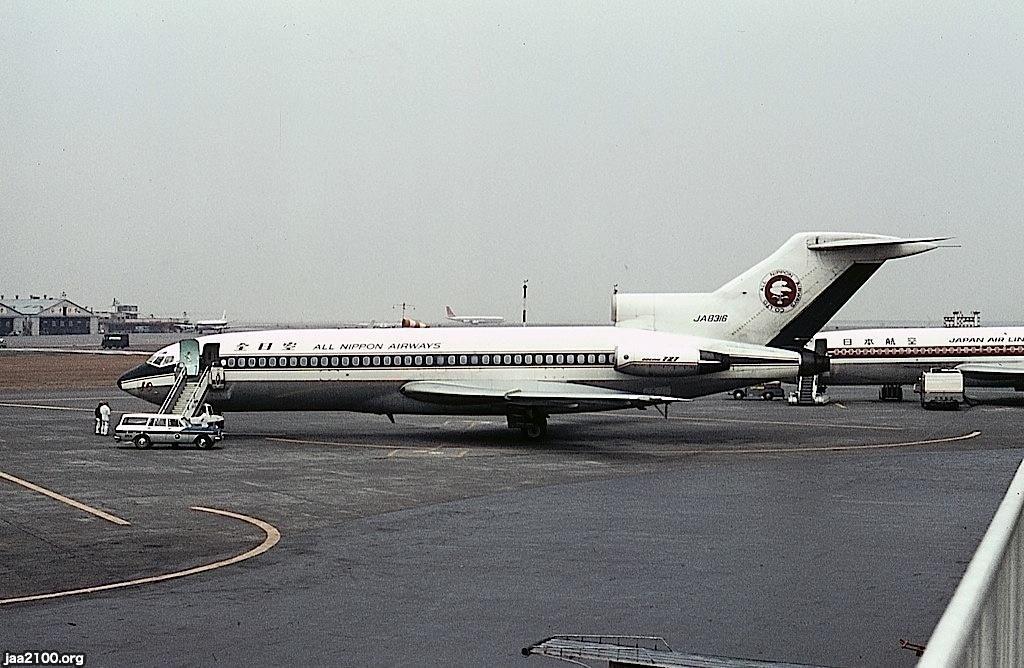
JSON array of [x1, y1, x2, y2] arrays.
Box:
[[133, 434, 152, 449], [195, 435, 214, 449]]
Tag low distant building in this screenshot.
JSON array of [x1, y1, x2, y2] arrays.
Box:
[[0, 301, 19, 335], [95, 298, 189, 333], [0, 295, 98, 335]]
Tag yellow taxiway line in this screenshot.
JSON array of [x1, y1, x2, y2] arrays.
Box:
[[625, 412, 904, 431], [0, 469, 131, 526], [0, 402, 94, 412], [265, 430, 982, 457], [637, 430, 983, 456], [266, 436, 423, 450], [0, 506, 280, 606]]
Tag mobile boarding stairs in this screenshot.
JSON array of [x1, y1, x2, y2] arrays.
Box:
[[158, 339, 225, 419]]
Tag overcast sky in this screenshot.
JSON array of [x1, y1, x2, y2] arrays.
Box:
[[2, 2, 1021, 325]]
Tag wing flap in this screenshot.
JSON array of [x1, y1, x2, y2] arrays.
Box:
[[401, 380, 684, 409]]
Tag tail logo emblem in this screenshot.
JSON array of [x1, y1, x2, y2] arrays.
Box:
[[760, 271, 801, 312]]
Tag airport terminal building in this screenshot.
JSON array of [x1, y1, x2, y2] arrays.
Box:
[[0, 296, 98, 336]]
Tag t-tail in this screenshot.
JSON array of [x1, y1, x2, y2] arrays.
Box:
[[613, 232, 949, 348], [445, 306, 456, 319]]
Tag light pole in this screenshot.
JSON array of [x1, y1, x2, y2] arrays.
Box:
[[393, 302, 415, 320], [522, 280, 528, 326]]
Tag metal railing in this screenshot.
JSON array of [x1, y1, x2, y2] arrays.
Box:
[[523, 635, 673, 666], [919, 458, 1024, 667], [158, 366, 189, 413], [158, 365, 210, 416], [177, 367, 210, 417]]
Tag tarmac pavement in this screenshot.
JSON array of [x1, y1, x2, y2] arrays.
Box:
[[0, 387, 1021, 666]]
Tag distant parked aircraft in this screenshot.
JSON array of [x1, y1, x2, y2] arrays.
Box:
[[816, 326, 1024, 390], [445, 305, 504, 325], [194, 311, 230, 333], [175, 311, 230, 333]]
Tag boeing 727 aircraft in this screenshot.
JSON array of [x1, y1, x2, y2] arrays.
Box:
[[117, 233, 945, 438], [445, 306, 504, 325]]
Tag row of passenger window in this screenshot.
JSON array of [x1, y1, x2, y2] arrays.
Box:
[[222, 352, 614, 369]]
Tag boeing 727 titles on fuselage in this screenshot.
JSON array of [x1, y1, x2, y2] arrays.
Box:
[[118, 233, 946, 439]]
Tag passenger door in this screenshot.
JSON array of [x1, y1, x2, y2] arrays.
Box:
[[180, 339, 201, 378]]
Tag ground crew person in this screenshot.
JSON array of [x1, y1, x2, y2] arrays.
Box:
[[94, 403, 103, 435], [99, 402, 111, 436]]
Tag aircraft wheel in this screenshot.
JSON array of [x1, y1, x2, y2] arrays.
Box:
[[133, 434, 152, 449], [732, 390, 745, 400], [521, 420, 547, 441], [761, 391, 775, 401]]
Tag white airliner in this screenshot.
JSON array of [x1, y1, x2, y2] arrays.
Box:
[[816, 326, 1024, 389], [445, 306, 504, 325], [195, 311, 230, 333], [117, 233, 944, 438], [175, 311, 230, 333]]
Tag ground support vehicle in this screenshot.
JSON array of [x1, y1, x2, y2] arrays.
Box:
[[730, 381, 785, 401], [114, 413, 223, 449], [918, 369, 964, 410]]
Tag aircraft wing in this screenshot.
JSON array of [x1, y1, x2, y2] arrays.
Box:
[[956, 362, 1024, 384], [400, 380, 685, 410]]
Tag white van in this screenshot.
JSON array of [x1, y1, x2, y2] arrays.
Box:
[[114, 413, 223, 449]]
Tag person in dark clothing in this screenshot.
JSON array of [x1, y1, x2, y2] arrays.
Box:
[[94, 403, 103, 435]]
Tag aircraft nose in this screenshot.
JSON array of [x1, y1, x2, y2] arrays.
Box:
[[118, 362, 153, 393]]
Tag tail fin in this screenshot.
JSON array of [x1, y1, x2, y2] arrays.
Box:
[[445, 306, 456, 318], [613, 233, 948, 348]]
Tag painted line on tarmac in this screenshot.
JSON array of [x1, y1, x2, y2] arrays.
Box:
[[266, 437, 476, 458], [629, 430, 982, 456], [0, 506, 280, 606], [1, 396, 114, 403], [386, 448, 469, 458], [0, 470, 131, 526], [265, 436, 426, 451], [0, 402, 93, 412], [623, 413, 903, 431]]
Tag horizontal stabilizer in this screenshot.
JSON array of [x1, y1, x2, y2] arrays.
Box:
[[401, 380, 684, 409], [807, 236, 952, 250]]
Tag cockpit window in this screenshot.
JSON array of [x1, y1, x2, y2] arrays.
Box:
[[147, 351, 178, 367]]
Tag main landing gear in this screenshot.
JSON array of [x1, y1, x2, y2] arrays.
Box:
[[507, 410, 548, 441]]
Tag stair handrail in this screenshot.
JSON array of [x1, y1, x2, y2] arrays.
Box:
[[180, 367, 212, 417], [159, 365, 189, 414]]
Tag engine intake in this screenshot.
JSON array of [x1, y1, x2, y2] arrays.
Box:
[[615, 346, 730, 377]]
